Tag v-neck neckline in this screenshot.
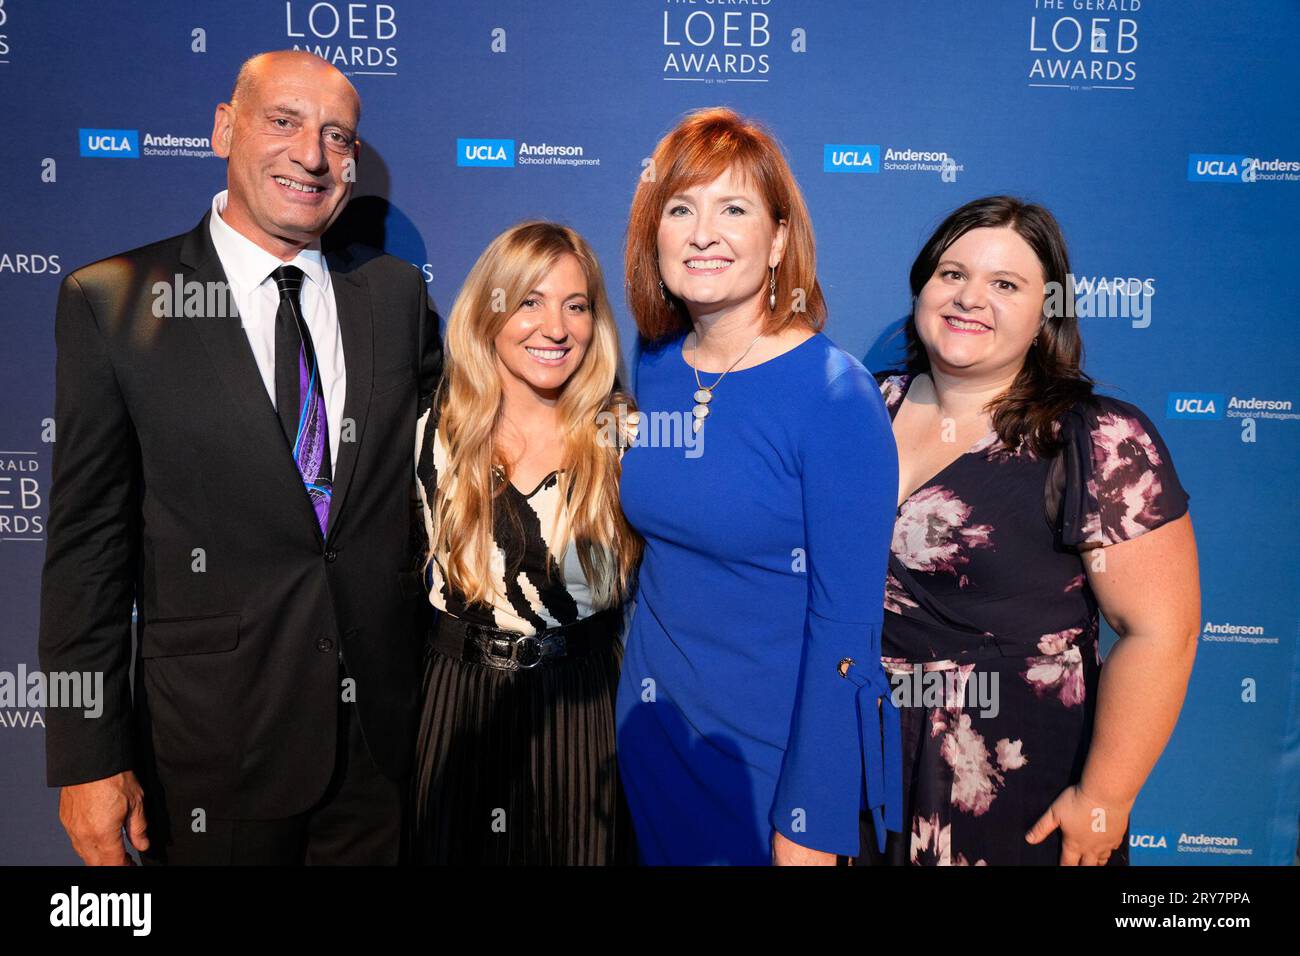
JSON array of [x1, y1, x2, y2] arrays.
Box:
[[495, 465, 561, 500], [887, 372, 998, 513]]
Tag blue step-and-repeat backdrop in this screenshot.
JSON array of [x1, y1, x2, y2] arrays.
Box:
[[1, 1, 1297, 865]]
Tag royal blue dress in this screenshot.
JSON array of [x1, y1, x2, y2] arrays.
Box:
[[615, 330, 901, 864]]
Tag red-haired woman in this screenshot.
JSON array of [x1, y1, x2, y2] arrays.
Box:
[[614, 108, 900, 865]]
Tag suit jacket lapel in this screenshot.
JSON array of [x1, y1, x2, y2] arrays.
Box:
[[180, 213, 327, 547], [324, 251, 374, 545]]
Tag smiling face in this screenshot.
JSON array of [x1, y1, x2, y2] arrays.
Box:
[[656, 165, 786, 319], [212, 52, 360, 258], [493, 253, 594, 405], [914, 226, 1047, 378]]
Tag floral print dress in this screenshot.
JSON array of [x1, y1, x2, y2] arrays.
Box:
[[858, 373, 1189, 866]]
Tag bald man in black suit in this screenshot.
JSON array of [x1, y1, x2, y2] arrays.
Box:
[[40, 51, 440, 865]]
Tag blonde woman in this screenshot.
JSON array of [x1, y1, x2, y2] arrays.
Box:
[[409, 222, 641, 864]]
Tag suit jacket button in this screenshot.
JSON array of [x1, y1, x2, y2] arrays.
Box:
[[324, 549, 338, 562], [317, 637, 334, 653]]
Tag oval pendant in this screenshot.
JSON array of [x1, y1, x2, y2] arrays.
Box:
[[692, 403, 710, 420], [694, 388, 712, 404]]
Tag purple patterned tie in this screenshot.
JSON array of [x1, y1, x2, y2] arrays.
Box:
[[272, 265, 332, 536]]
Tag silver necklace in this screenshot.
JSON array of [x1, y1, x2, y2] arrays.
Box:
[[690, 329, 764, 433]]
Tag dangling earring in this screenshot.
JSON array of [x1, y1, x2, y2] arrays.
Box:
[[768, 265, 777, 312], [658, 278, 670, 305]]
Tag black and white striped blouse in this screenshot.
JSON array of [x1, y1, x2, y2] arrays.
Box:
[[414, 403, 602, 636]]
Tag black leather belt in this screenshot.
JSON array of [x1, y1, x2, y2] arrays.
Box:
[[430, 607, 620, 672]]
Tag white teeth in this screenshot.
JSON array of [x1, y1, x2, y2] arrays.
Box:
[[946, 316, 988, 331], [686, 259, 731, 269], [275, 176, 323, 193], [526, 347, 567, 360]]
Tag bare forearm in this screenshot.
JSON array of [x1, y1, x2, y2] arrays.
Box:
[[1080, 628, 1196, 808]]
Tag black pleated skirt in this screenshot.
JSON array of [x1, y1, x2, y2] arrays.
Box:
[[407, 616, 637, 865]]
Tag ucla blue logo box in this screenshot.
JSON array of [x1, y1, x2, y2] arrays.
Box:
[[1167, 392, 1225, 419], [79, 129, 139, 158], [458, 138, 515, 168], [1187, 154, 1250, 183], [824, 144, 879, 173]]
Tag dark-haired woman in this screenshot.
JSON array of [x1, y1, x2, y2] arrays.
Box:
[[860, 196, 1200, 866]]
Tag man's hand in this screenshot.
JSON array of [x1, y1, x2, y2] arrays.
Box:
[[771, 829, 838, 866], [59, 771, 149, 866]]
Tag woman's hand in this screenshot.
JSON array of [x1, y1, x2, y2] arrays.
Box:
[[1026, 784, 1131, 865], [771, 829, 839, 866]]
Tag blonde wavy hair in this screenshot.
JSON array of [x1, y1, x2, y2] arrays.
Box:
[[426, 221, 641, 609]]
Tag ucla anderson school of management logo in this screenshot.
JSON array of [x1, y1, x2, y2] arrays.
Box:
[[456, 138, 599, 170], [1187, 153, 1300, 183], [78, 128, 213, 159], [823, 144, 963, 179], [1166, 392, 1296, 424]]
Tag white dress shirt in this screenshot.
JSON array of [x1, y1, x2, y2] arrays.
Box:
[[207, 190, 346, 466]]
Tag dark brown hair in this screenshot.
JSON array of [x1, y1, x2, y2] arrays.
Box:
[[903, 195, 1094, 457], [625, 107, 825, 343]]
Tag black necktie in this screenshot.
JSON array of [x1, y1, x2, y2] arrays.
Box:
[[272, 265, 333, 533]]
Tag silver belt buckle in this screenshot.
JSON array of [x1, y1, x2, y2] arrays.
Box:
[[481, 628, 568, 670], [511, 634, 544, 669]]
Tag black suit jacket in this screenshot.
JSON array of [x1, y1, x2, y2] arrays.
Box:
[[38, 212, 441, 819]]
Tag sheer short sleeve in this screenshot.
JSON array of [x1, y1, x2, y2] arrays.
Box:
[[1058, 396, 1189, 549]]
